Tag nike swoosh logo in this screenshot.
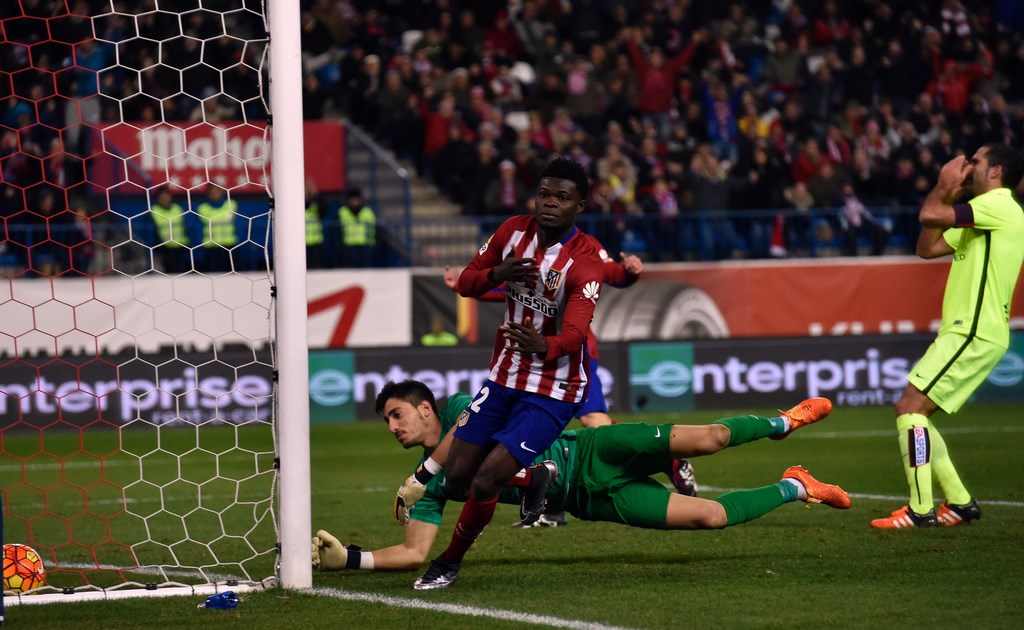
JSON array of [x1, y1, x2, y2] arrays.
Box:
[[655, 427, 661, 438], [520, 441, 538, 454]]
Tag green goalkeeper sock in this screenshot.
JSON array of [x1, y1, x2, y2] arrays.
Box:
[[714, 415, 785, 446], [713, 485, 790, 526], [896, 413, 934, 514]]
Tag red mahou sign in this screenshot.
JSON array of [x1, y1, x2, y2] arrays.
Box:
[[96, 120, 345, 193]]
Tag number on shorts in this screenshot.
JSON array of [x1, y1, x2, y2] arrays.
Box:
[[469, 386, 490, 413]]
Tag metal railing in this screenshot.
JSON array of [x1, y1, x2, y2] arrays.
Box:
[[342, 121, 413, 265]]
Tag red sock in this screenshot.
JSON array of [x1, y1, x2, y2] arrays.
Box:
[[503, 467, 532, 488], [442, 494, 498, 564]]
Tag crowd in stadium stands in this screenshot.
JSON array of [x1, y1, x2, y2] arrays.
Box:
[[302, 0, 1024, 260], [0, 0, 266, 276], [2, 1, 1024, 274]]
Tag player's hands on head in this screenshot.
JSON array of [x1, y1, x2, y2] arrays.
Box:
[[394, 473, 428, 526], [938, 155, 971, 192], [492, 256, 539, 285], [501, 315, 548, 355], [312, 529, 347, 571]]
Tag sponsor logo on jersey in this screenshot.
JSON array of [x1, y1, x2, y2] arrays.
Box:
[[583, 280, 600, 304], [544, 268, 563, 291], [507, 283, 559, 317]]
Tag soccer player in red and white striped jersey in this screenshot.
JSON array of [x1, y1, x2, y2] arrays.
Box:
[[410, 157, 605, 589]]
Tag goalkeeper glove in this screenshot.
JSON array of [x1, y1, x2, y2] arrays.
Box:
[[394, 457, 441, 525], [312, 529, 373, 571]]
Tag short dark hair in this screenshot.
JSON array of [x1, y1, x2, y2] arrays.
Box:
[[538, 156, 589, 201], [983, 143, 1024, 189], [375, 380, 438, 420]]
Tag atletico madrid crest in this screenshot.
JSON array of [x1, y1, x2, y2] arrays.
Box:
[[544, 268, 563, 291]]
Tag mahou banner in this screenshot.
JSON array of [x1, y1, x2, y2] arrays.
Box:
[[95, 120, 345, 193]]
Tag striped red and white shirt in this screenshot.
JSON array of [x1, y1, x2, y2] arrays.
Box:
[[457, 216, 604, 403]]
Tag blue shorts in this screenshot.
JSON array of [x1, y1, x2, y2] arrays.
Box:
[[453, 380, 582, 467], [577, 358, 607, 417]]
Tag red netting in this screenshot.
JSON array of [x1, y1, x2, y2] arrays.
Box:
[[1, 0, 275, 593]]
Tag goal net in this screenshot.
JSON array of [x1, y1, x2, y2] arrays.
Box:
[[1, 0, 285, 600]]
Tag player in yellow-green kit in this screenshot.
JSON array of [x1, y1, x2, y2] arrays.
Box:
[[871, 143, 1024, 529]]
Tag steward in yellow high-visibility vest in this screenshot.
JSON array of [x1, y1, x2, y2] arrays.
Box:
[[305, 194, 327, 268], [306, 201, 325, 246], [338, 187, 376, 267], [152, 187, 191, 273], [197, 183, 238, 272]]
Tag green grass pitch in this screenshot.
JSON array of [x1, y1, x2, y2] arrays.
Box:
[[4, 402, 1024, 628]]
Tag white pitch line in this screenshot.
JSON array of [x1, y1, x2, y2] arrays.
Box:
[[310, 587, 640, 630]]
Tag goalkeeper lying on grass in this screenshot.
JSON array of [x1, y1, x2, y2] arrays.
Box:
[[312, 379, 850, 573]]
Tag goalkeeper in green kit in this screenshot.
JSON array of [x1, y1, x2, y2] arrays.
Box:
[[312, 380, 850, 585]]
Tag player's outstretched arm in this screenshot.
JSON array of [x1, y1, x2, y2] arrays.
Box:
[[312, 521, 439, 572]]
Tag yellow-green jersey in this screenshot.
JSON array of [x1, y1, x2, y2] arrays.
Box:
[[942, 187, 1024, 347]]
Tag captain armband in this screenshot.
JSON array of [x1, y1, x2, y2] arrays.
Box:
[[952, 203, 974, 227]]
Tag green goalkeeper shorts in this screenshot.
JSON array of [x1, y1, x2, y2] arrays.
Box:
[[565, 423, 675, 530], [908, 332, 1006, 414]]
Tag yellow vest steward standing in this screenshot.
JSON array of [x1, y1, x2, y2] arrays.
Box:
[[339, 205, 376, 246], [198, 198, 239, 248], [305, 201, 324, 246], [153, 201, 189, 247]]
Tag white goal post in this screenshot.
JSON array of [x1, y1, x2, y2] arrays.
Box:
[[267, 0, 312, 591]]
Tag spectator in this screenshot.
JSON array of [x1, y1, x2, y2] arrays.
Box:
[[432, 123, 477, 205], [762, 36, 804, 97], [855, 119, 891, 164], [782, 180, 817, 254], [700, 70, 746, 163], [564, 55, 602, 133], [625, 26, 701, 138], [835, 182, 890, 256], [465, 141, 502, 216], [420, 93, 475, 179], [807, 162, 848, 211], [792, 137, 834, 184], [482, 160, 529, 216], [483, 10, 523, 59], [605, 158, 639, 218], [687, 144, 743, 261], [735, 142, 786, 259], [842, 45, 876, 109], [645, 177, 682, 261]]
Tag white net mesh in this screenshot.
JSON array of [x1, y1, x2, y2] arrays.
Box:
[[1, 0, 277, 594]]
